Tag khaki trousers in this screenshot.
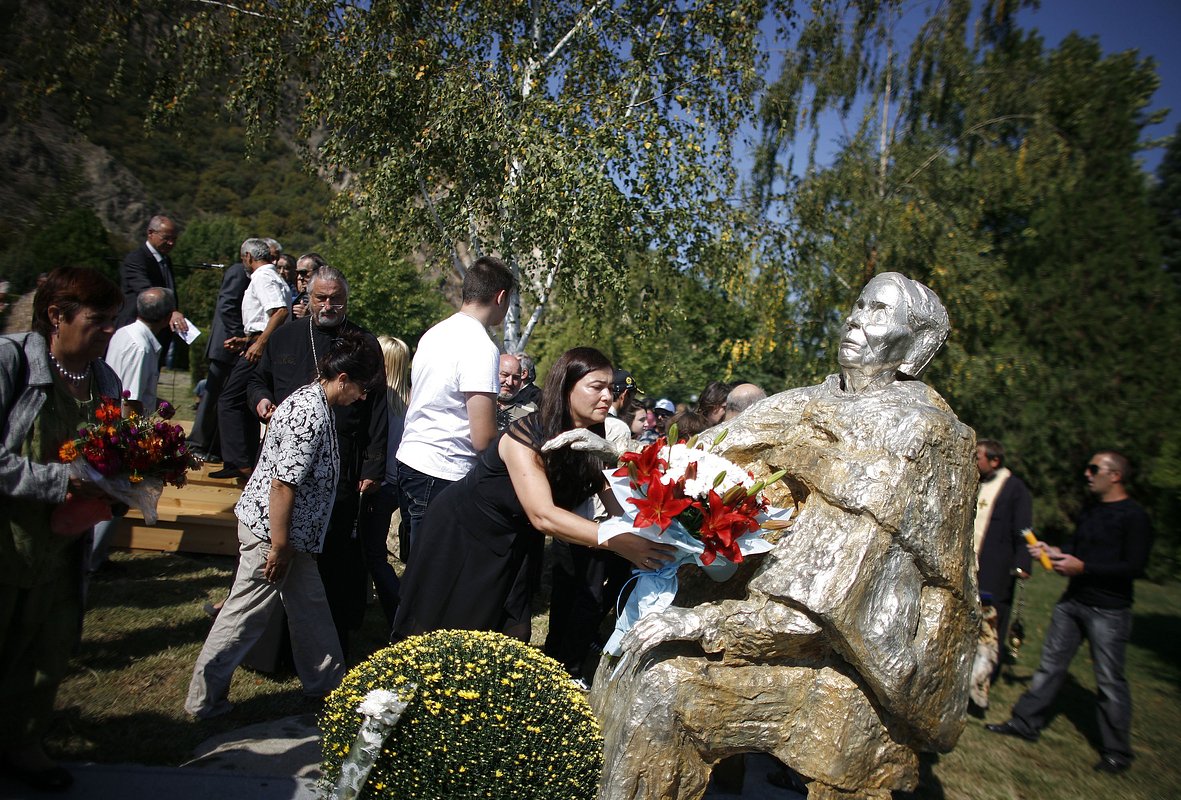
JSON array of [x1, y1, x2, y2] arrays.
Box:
[[185, 523, 344, 718]]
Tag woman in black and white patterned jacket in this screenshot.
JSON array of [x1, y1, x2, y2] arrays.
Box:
[[186, 331, 382, 719]]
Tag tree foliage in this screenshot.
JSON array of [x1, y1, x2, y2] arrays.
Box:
[[747, 0, 1181, 568], [321, 213, 453, 347], [13, 0, 801, 352], [527, 247, 760, 401]]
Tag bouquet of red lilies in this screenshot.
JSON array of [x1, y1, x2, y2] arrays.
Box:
[[612, 426, 787, 565], [55, 395, 199, 531], [598, 425, 794, 656]]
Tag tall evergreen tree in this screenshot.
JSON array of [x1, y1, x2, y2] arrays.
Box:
[[748, 0, 1180, 555]]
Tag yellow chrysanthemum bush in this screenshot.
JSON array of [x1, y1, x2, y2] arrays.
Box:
[[319, 629, 603, 799]]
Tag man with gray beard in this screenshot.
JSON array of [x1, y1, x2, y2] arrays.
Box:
[[247, 266, 387, 658]]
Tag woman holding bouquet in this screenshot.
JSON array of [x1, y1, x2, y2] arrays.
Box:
[[0, 267, 122, 791], [185, 331, 383, 719], [392, 347, 675, 642]]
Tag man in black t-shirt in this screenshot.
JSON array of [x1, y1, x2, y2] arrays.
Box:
[[986, 450, 1153, 774]]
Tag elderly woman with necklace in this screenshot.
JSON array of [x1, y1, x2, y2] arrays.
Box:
[[186, 331, 383, 719], [0, 267, 122, 792]]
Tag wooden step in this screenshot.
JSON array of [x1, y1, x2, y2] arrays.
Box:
[[110, 459, 243, 556]]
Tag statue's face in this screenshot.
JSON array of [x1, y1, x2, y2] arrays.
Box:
[[838, 278, 914, 377]]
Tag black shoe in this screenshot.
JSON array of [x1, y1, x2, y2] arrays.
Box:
[[92, 559, 128, 578], [984, 721, 1039, 742], [1093, 755, 1131, 774], [208, 466, 248, 479], [0, 756, 74, 792], [191, 450, 222, 464]]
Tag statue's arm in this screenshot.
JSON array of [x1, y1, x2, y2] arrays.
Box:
[[620, 595, 823, 665]]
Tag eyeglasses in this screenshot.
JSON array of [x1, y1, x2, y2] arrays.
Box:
[[1085, 464, 1105, 476]]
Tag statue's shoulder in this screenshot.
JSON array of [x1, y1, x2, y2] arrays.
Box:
[[882, 381, 974, 461], [897, 380, 970, 429]]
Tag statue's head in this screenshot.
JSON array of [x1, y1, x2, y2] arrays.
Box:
[[837, 272, 949, 388]]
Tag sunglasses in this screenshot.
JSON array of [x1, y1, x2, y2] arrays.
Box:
[[1085, 464, 1104, 476]]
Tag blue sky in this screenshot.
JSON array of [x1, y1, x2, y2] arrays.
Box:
[[757, 0, 1181, 177], [1005, 0, 1177, 170]]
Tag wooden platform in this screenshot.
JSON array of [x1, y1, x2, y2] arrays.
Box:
[[109, 460, 244, 556]]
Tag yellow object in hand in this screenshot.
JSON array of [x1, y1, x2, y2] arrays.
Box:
[[1023, 529, 1053, 570]]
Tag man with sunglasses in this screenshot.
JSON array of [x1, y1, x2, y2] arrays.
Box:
[[606, 369, 642, 451], [290, 252, 325, 320], [247, 265, 388, 660], [987, 451, 1154, 775]]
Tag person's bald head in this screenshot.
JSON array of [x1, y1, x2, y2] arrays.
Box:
[[499, 353, 523, 401], [137, 287, 176, 333], [724, 383, 766, 420]]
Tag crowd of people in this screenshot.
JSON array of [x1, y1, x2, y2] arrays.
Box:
[[0, 215, 1156, 790]]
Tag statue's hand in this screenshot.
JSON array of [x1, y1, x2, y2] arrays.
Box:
[[541, 429, 621, 462], [622, 607, 707, 662]]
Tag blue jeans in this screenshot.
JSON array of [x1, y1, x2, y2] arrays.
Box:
[[1010, 598, 1134, 761], [396, 462, 453, 564]]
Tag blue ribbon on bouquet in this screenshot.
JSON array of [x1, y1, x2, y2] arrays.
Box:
[[603, 539, 697, 657], [601, 517, 741, 657], [597, 473, 784, 658]]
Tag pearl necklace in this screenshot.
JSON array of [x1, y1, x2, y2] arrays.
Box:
[[49, 350, 91, 383]]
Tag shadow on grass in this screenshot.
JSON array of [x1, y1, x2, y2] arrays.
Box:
[[894, 752, 945, 799], [87, 553, 234, 612], [1131, 612, 1181, 676], [48, 688, 311, 766], [77, 616, 219, 671]]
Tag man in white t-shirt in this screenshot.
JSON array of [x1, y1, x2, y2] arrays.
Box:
[[396, 255, 514, 556], [213, 237, 291, 478]]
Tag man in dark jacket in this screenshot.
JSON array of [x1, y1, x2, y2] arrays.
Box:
[[187, 262, 248, 462], [247, 265, 387, 658], [987, 450, 1154, 775], [118, 215, 188, 363], [973, 439, 1033, 681]]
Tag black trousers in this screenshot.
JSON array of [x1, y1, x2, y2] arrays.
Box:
[[318, 491, 368, 659], [188, 358, 232, 457], [216, 355, 260, 470], [544, 540, 631, 678]]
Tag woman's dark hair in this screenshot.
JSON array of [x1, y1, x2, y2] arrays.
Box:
[[668, 410, 710, 440], [32, 267, 121, 337], [517, 346, 612, 509], [695, 380, 731, 416], [316, 330, 384, 393]]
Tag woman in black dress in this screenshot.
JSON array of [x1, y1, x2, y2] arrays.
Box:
[[392, 347, 674, 641]]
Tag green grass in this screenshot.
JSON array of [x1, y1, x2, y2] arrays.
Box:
[[912, 572, 1181, 800], [155, 367, 197, 424], [47, 551, 1181, 799]]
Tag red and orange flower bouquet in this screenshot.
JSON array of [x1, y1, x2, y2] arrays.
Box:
[[54, 395, 199, 533]]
